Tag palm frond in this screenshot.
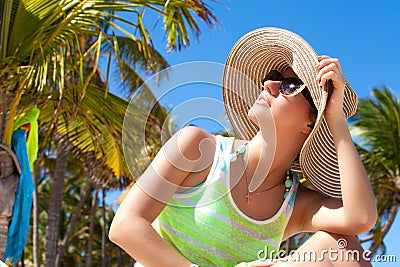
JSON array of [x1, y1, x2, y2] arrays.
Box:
[[38, 84, 144, 183], [352, 87, 400, 256], [162, 0, 219, 51], [0, 0, 20, 58], [352, 87, 400, 177], [2, 0, 220, 142], [102, 35, 169, 95]]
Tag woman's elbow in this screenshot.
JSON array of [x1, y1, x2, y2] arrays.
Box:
[[109, 215, 130, 246], [349, 208, 378, 234], [108, 218, 122, 244], [362, 207, 378, 232]]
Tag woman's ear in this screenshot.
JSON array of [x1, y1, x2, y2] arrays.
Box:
[[301, 122, 314, 135], [301, 113, 316, 135]]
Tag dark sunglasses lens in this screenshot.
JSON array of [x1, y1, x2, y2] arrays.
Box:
[[280, 78, 303, 95], [280, 84, 300, 95]]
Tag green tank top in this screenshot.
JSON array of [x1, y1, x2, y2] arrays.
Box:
[[155, 135, 299, 266]]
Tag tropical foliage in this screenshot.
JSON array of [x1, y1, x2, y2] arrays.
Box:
[[23, 159, 133, 266], [0, 0, 219, 265], [351, 87, 400, 255]]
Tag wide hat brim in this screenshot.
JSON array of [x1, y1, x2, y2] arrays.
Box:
[[222, 27, 358, 199]]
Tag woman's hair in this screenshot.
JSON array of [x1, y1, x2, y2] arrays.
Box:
[[302, 87, 318, 115]]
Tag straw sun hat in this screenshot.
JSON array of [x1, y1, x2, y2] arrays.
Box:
[[222, 27, 358, 199]]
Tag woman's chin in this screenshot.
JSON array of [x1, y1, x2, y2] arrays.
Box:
[[248, 107, 259, 127], [248, 104, 273, 126], [248, 104, 276, 139]]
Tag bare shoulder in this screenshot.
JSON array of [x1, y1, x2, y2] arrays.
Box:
[[169, 126, 216, 163], [114, 126, 216, 222], [167, 126, 216, 187], [159, 126, 216, 180]]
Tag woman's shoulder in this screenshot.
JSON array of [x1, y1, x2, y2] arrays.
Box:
[[176, 126, 216, 142], [174, 126, 216, 150], [168, 126, 217, 163]]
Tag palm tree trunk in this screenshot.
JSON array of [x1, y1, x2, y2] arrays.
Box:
[[45, 139, 70, 267], [56, 181, 93, 267], [0, 91, 7, 140], [0, 217, 8, 260], [0, 173, 19, 260], [116, 248, 122, 267], [101, 188, 107, 267], [280, 235, 297, 256], [368, 204, 398, 256], [287, 236, 296, 252], [32, 163, 40, 267], [86, 188, 98, 267]]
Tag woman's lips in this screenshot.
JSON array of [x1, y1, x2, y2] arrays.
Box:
[[255, 92, 271, 107]]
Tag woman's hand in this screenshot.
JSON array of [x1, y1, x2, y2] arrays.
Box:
[[235, 259, 277, 266], [315, 55, 346, 119]]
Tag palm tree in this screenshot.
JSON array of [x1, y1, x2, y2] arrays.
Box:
[[351, 87, 400, 256], [38, 81, 182, 266], [0, 0, 219, 176], [1, 0, 220, 264], [24, 159, 133, 266]]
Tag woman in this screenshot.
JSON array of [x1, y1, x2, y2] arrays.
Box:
[[109, 28, 377, 266]]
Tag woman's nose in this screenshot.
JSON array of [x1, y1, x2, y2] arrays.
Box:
[[263, 80, 280, 97]]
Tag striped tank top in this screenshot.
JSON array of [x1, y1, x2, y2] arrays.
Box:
[[155, 135, 299, 266]]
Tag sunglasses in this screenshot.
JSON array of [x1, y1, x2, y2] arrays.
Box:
[[262, 70, 318, 113]]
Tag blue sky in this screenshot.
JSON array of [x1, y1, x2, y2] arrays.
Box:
[[108, 0, 400, 265], [137, 0, 400, 133]]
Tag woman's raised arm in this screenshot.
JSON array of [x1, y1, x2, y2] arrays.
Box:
[[299, 56, 377, 235]]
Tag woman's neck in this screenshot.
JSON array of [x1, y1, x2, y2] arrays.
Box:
[[244, 131, 303, 192]]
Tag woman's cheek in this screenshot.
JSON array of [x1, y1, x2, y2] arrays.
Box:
[[276, 101, 309, 130]]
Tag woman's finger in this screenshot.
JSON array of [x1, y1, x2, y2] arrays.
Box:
[[317, 55, 330, 61], [316, 56, 345, 90], [316, 62, 339, 85], [317, 56, 343, 75], [320, 71, 337, 87], [246, 260, 277, 266]]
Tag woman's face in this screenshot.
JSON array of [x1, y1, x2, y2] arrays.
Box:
[[248, 68, 316, 135]]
